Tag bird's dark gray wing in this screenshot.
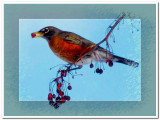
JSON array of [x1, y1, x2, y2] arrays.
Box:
[[59, 31, 95, 47]]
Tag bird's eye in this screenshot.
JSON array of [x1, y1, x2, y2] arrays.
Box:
[[45, 28, 49, 33]]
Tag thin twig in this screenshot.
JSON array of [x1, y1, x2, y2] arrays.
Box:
[[96, 13, 126, 47]]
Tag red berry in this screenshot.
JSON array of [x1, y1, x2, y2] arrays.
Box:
[[64, 95, 67, 99], [57, 83, 62, 88], [64, 96, 70, 101], [90, 63, 94, 68], [59, 91, 64, 97], [68, 85, 72, 90], [96, 68, 100, 73], [106, 59, 110, 63], [99, 69, 103, 74], [61, 97, 66, 103], [31, 33, 36, 38], [48, 93, 53, 101], [109, 61, 113, 67], [67, 96, 70, 101]]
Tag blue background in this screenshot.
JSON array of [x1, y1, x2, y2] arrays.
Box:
[[19, 19, 141, 101]]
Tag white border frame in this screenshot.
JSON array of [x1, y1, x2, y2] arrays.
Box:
[[0, 1, 158, 119]]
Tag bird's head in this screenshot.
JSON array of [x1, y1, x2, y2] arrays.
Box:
[[31, 26, 61, 41]]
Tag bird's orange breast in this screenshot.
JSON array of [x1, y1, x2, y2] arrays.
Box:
[[48, 35, 87, 63]]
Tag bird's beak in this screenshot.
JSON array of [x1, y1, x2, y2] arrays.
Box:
[[31, 32, 44, 38]]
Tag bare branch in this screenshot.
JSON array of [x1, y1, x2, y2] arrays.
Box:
[[96, 13, 126, 47]]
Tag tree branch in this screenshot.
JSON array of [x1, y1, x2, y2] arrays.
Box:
[[74, 13, 126, 64]]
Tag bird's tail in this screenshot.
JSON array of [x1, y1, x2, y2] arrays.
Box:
[[111, 54, 139, 67], [95, 48, 139, 67]]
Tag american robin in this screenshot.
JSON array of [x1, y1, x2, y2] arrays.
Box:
[[31, 26, 139, 67]]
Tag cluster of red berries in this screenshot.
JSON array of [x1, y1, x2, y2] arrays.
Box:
[[48, 92, 71, 109], [90, 63, 103, 74], [89, 59, 113, 74], [96, 68, 103, 74], [48, 82, 72, 109], [48, 67, 73, 109]]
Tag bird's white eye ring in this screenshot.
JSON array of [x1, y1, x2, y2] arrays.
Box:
[[45, 28, 49, 33]]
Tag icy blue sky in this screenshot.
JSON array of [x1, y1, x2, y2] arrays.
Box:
[[19, 19, 141, 101]]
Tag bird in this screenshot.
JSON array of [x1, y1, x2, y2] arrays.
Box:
[[31, 26, 139, 68]]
